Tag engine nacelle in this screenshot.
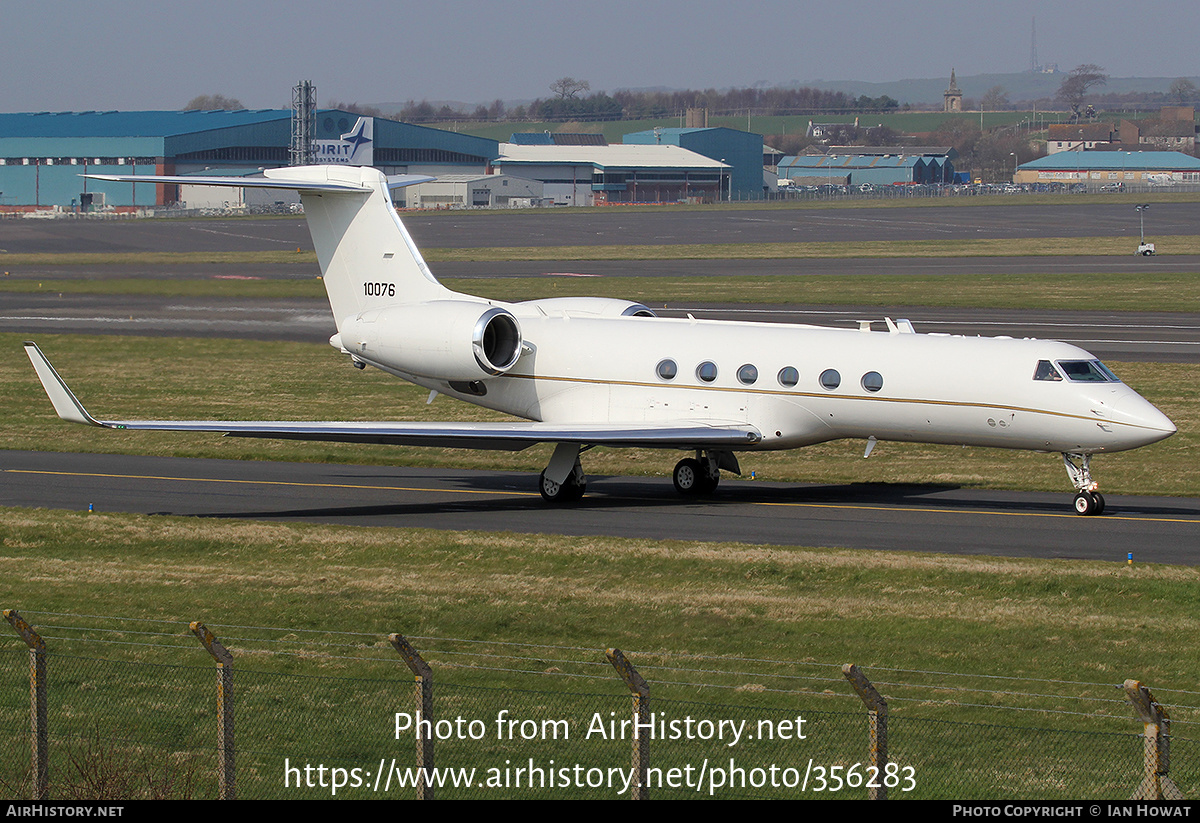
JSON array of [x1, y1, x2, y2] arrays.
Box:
[[513, 297, 657, 318], [338, 300, 523, 381]]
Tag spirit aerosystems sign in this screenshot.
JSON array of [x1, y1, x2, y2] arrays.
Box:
[[314, 117, 373, 165]]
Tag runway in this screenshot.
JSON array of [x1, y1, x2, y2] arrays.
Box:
[[4, 201, 1199, 252], [9, 254, 1200, 282], [4, 293, 1197, 362], [4, 450, 1197, 564]]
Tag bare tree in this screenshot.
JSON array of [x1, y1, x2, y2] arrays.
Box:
[[1056, 65, 1107, 108], [549, 77, 590, 100], [980, 86, 1010, 111], [1169, 77, 1197, 105], [327, 100, 385, 117], [183, 94, 244, 111]]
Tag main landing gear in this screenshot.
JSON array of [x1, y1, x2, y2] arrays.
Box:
[[538, 443, 587, 503], [672, 452, 722, 496], [539, 461, 586, 503], [1063, 452, 1105, 516], [537, 445, 739, 504]]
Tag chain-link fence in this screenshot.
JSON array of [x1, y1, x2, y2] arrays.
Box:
[[2, 612, 1195, 800]]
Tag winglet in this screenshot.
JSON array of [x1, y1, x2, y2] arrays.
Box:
[[22, 342, 101, 426]]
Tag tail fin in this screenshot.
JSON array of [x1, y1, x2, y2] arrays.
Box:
[[263, 166, 452, 326], [85, 166, 450, 330]]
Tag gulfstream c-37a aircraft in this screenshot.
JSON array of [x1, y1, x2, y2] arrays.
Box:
[[25, 165, 1175, 515]]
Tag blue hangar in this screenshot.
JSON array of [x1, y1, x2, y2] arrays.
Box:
[[0, 109, 499, 209]]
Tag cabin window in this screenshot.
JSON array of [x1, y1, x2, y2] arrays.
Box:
[[1057, 360, 1112, 382], [819, 369, 841, 390], [1033, 360, 1063, 381], [656, 359, 678, 380], [861, 371, 883, 392], [737, 364, 758, 385], [696, 361, 718, 383], [777, 366, 799, 388]]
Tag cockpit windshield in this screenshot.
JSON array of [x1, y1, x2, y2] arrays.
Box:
[[1056, 360, 1122, 383]]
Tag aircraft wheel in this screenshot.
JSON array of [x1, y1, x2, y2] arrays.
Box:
[[673, 458, 704, 496], [1073, 491, 1101, 516], [539, 470, 564, 502], [539, 470, 585, 504], [1092, 492, 1105, 515]]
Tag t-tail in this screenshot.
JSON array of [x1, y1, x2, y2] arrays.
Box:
[[267, 166, 453, 325], [86, 165, 452, 331], [89, 166, 523, 381]]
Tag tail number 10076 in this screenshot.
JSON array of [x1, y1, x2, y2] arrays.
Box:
[[364, 282, 395, 297]]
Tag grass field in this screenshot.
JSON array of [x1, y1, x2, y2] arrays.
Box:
[[2, 508, 1197, 799]]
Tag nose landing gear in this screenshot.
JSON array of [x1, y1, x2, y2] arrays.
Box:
[[1063, 453, 1105, 516]]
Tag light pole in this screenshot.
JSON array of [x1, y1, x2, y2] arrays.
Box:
[[1010, 152, 1018, 184], [1135, 204, 1150, 244]]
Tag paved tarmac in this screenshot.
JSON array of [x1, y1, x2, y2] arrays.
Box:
[[4, 201, 1199, 253], [4, 450, 1197, 565], [8, 254, 1198, 282], [4, 293, 1196, 363]]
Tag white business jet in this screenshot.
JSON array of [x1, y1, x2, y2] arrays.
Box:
[[25, 165, 1175, 515]]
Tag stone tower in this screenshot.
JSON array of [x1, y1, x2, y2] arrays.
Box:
[[944, 69, 963, 113]]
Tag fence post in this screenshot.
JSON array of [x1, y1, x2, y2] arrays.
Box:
[[389, 634, 434, 800], [606, 648, 649, 800], [842, 664, 888, 800], [190, 622, 235, 800], [3, 610, 47, 800], [1124, 679, 1182, 800]]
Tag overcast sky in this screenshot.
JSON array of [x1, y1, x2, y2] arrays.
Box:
[[3, 0, 1198, 112]]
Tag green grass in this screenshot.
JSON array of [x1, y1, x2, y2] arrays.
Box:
[[3, 508, 1198, 684], [3, 333, 1194, 497], [3, 268, 1199, 311], [4, 232, 1200, 271], [1, 509, 1198, 798]]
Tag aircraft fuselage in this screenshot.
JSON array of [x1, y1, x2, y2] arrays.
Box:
[[359, 310, 1175, 457]]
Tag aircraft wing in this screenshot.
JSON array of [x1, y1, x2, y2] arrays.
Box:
[[24, 342, 761, 451]]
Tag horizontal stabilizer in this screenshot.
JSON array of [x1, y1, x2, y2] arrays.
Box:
[[84, 166, 434, 192]]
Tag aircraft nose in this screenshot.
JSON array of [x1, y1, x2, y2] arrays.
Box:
[[1110, 391, 1176, 447]]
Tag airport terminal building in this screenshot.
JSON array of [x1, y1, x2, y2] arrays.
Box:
[[1015, 151, 1200, 186], [0, 109, 499, 210]]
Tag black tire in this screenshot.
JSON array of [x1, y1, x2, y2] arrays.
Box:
[[1073, 491, 1098, 516], [565, 479, 586, 502], [1092, 492, 1105, 515]]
